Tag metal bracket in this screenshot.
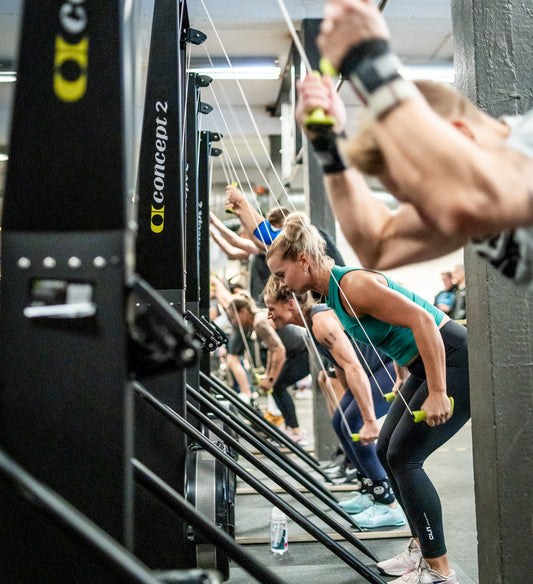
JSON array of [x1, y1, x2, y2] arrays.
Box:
[[186, 28, 207, 45], [199, 102, 213, 115], [195, 74, 212, 88]]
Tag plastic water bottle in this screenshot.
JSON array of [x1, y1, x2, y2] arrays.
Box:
[[269, 506, 288, 555]]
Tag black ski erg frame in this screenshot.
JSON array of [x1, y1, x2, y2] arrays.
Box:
[[0, 0, 199, 582], [133, 382, 387, 584], [187, 385, 364, 531]]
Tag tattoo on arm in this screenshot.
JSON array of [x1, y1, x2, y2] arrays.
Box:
[[321, 332, 337, 349], [256, 321, 282, 352]]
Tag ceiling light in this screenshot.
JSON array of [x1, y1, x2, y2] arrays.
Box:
[[0, 71, 16, 83], [190, 57, 280, 81], [0, 154, 8, 162], [189, 65, 280, 80]]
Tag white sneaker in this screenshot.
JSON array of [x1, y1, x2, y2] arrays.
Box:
[[377, 538, 422, 576], [388, 558, 458, 583], [284, 427, 309, 446]]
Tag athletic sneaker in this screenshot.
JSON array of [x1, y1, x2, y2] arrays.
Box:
[[388, 558, 458, 583], [284, 427, 309, 446], [323, 461, 343, 475], [377, 538, 422, 576], [331, 465, 361, 486], [323, 455, 350, 478], [351, 502, 406, 528], [264, 410, 284, 427], [320, 448, 345, 471], [339, 492, 373, 514]]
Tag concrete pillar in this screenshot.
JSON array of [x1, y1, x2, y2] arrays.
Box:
[[302, 18, 339, 460], [452, 1, 533, 581]]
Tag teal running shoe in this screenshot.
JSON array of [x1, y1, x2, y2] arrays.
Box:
[[351, 503, 407, 528], [339, 492, 373, 514]]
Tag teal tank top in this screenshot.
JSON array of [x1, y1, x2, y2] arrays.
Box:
[[326, 265, 445, 366]]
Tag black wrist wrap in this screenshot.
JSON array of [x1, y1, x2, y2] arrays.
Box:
[[310, 131, 346, 175], [339, 38, 401, 97]]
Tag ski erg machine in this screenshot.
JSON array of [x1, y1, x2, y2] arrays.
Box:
[[0, 1, 389, 582], [135, 0, 234, 577], [0, 0, 198, 581], [0, 2, 137, 576]]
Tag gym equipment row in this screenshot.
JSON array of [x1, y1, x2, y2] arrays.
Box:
[[0, 1, 389, 583]]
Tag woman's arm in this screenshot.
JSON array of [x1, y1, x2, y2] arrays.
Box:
[[317, 0, 533, 237], [295, 74, 467, 270], [254, 314, 287, 390], [312, 311, 380, 444], [339, 270, 452, 426], [324, 169, 467, 270], [210, 212, 262, 255], [224, 186, 268, 250], [210, 226, 251, 261]]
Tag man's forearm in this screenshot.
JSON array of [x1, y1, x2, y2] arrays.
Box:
[[265, 347, 285, 385], [227, 355, 251, 395]]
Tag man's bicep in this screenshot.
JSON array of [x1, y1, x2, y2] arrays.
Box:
[[374, 204, 466, 270], [256, 321, 283, 351]]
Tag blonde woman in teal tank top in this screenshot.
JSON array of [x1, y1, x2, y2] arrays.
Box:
[[266, 213, 470, 584]]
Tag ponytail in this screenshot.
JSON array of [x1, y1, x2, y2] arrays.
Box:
[[266, 212, 332, 271]]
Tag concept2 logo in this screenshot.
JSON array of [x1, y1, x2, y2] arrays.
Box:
[[54, 0, 89, 102], [150, 101, 169, 234]]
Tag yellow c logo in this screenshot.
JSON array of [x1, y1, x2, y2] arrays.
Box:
[[151, 205, 164, 233], [53, 35, 88, 102]]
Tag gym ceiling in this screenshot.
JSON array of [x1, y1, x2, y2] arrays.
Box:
[[0, 0, 452, 205]]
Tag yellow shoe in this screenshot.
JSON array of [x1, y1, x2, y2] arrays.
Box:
[[264, 411, 284, 427]]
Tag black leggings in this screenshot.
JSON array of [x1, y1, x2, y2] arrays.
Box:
[[272, 350, 310, 428], [377, 320, 470, 559]]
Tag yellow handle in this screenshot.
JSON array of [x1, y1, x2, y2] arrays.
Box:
[[412, 397, 455, 424], [353, 396, 455, 438], [225, 182, 239, 214], [303, 71, 336, 132], [319, 58, 338, 77], [384, 392, 396, 403]]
